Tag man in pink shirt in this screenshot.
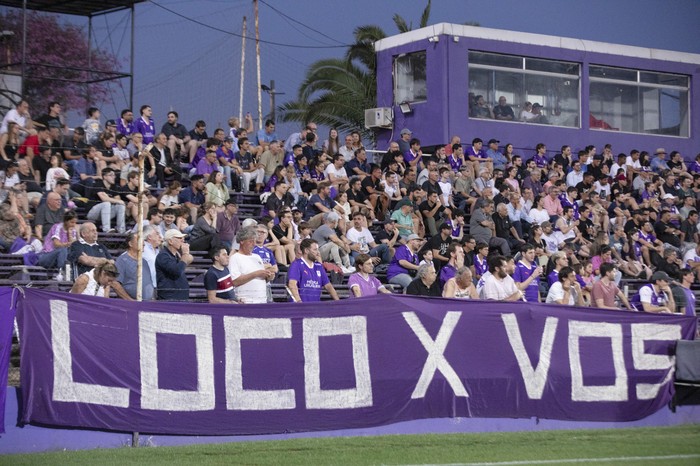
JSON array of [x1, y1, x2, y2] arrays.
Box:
[[542, 185, 563, 219]]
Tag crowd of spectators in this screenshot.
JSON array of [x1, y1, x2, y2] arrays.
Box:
[[0, 97, 698, 316]]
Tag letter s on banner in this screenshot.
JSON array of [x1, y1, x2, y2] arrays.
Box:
[[224, 317, 296, 410], [568, 321, 628, 402], [632, 323, 681, 400], [139, 312, 215, 411], [51, 300, 130, 407], [303, 316, 372, 409]]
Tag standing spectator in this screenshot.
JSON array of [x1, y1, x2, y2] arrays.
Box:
[[406, 263, 441, 296], [677, 269, 696, 316], [228, 227, 274, 304], [204, 247, 238, 304], [513, 244, 543, 302], [287, 238, 339, 302], [348, 253, 391, 298], [142, 225, 161, 295], [156, 229, 192, 301], [591, 263, 633, 310], [470, 199, 510, 256], [217, 199, 241, 249], [115, 232, 155, 300], [82, 107, 101, 144], [135, 104, 156, 144], [116, 109, 135, 139], [546, 266, 583, 306]]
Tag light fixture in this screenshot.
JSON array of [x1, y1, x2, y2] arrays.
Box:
[[399, 102, 412, 114], [428, 36, 439, 43]]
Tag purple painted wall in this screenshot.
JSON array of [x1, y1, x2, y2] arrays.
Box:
[[376, 31, 699, 160]]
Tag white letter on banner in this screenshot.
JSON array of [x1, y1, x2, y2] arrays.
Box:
[[303, 316, 372, 409], [568, 321, 627, 402], [50, 300, 130, 407], [224, 317, 295, 410], [632, 323, 681, 400], [501, 313, 558, 400], [402, 311, 468, 399], [139, 312, 215, 411]]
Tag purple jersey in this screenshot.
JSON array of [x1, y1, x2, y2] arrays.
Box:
[[253, 245, 277, 266], [547, 269, 559, 287], [347, 273, 384, 298], [513, 260, 540, 302], [448, 154, 463, 172], [135, 117, 156, 144], [631, 284, 670, 310], [533, 154, 548, 168], [474, 255, 488, 277], [559, 195, 579, 220], [439, 264, 457, 288], [387, 245, 418, 281], [288, 258, 329, 302], [117, 118, 135, 138], [689, 161, 700, 174], [283, 152, 297, 167], [465, 146, 488, 161]]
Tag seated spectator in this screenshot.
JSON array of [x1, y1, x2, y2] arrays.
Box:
[[204, 247, 238, 304], [545, 266, 583, 306], [346, 211, 392, 265], [196, 150, 221, 177], [265, 179, 295, 218], [217, 199, 241, 249], [33, 191, 65, 242], [631, 271, 675, 313], [178, 174, 206, 222], [493, 96, 515, 121], [271, 209, 297, 265], [438, 242, 464, 288], [235, 137, 264, 193], [479, 255, 522, 301], [346, 148, 371, 179], [156, 229, 192, 301], [406, 263, 441, 296], [36, 210, 78, 275], [677, 269, 696, 316], [69, 262, 119, 297], [312, 212, 354, 273], [470, 199, 510, 256], [86, 168, 126, 233], [150, 132, 181, 188], [287, 238, 339, 302], [189, 202, 224, 255], [161, 111, 190, 158], [387, 233, 424, 290], [305, 180, 344, 229], [471, 95, 494, 119], [115, 232, 155, 300], [591, 263, 633, 310], [205, 170, 229, 209], [348, 253, 391, 298], [443, 266, 477, 299], [68, 222, 113, 277]]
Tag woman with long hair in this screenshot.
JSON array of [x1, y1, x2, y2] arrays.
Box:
[[504, 165, 520, 194], [323, 128, 340, 157], [503, 143, 515, 165], [529, 194, 550, 225], [158, 180, 182, 209], [70, 261, 119, 297], [0, 122, 20, 169], [45, 153, 70, 192], [205, 170, 229, 209]]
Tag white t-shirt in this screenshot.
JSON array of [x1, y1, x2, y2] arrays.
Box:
[[546, 281, 577, 305], [0, 109, 26, 134], [626, 157, 642, 171], [324, 164, 347, 180], [529, 208, 550, 225], [683, 249, 700, 268], [541, 232, 560, 254], [480, 273, 519, 300], [346, 227, 375, 254], [438, 180, 452, 206], [229, 252, 268, 304]]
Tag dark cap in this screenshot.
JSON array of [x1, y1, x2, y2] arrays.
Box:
[[223, 136, 234, 143], [225, 198, 237, 206], [396, 199, 412, 209], [650, 271, 671, 282], [488, 138, 500, 145], [383, 218, 396, 225], [440, 222, 453, 230], [105, 119, 116, 127], [532, 103, 544, 109]]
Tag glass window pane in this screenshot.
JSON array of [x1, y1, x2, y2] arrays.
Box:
[[640, 71, 688, 87], [469, 51, 522, 69], [589, 81, 637, 132], [526, 58, 579, 76], [589, 65, 637, 81], [521, 74, 579, 127], [394, 51, 427, 104]]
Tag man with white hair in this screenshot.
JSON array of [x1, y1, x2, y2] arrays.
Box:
[[229, 226, 275, 304], [312, 211, 354, 273]]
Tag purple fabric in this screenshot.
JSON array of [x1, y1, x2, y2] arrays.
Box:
[[12, 288, 697, 436], [0, 288, 15, 433]]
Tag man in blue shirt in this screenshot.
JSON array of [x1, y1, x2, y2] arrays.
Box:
[[486, 139, 508, 171], [204, 247, 238, 304], [287, 238, 339, 302], [255, 119, 278, 151], [156, 229, 193, 301], [178, 174, 206, 221]]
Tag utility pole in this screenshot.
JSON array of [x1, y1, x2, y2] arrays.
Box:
[[261, 80, 285, 122], [238, 16, 246, 124]]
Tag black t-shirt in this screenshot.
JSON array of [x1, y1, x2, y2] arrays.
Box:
[[493, 213, 513, 240], [624, 218, 641, 235], [425, 233, 452, 263], [32, 156, 52, 185], [406, 277, 441, 296], [579, 217, 595, 242], [271, 223, 291, 241], [88, 180, 121, 209], [18, 172, 43, 193], [361, 176, 383, 197], [347, 188, 368, 206], [265, 192, 294, 215], [419, 200, 445, 221], [422, 180, 442, 196]]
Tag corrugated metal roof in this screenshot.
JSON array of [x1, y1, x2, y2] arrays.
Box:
[[0, 0, 144, 17]]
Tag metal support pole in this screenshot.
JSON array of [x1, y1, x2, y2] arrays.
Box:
[[269, 79, 275, 122], [238, 16, 246, 124], [20, 0, 26, 96], [86, 16, 92, 109], [130, 5, 135, 110], [254, 0, 262, 130]]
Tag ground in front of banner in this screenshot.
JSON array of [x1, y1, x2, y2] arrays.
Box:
[[4, 425, 700, 465]]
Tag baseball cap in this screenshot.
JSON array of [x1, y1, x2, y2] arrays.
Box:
[[383, 218, 396, 225], [105, 119, 116, 127], [532, 103, 544, 109], [655, 148, 666, 155], [400, 128, 412, 135], [406, 233, 422, 241], [440, 222, 453, 230], [225, 198, 237, 206], [223, 136, 234, 143], [650, 271, 671, 282], [662, 193, 676, 200], [396, 199, 412, 209], [164, 229, 186, 241], [488, 138, 500, 145]]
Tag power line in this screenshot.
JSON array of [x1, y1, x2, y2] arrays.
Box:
[[258, 0, 346, 46], [148, 0, 350, 49]]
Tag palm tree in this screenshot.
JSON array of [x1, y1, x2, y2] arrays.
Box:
[[277, 1, 432, 142]]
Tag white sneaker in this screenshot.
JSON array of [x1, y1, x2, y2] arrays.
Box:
[[54, 272, 64, 281], [341, 265, 355, 274]]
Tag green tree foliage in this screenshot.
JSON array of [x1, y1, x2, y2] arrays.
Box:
[[278, 1, 432, 141], [0, 10, 120, 112]]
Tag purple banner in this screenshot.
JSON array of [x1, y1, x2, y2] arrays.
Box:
[[0, 288, 15, 434], [13, 288, 697, 435]]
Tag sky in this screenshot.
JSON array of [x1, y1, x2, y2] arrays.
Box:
[[5, 0, 700, 141]]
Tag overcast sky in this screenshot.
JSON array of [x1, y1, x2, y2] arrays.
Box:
[[6, 0, 699, 139]]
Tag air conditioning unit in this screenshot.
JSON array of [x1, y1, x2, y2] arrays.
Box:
[[364, 107, 393, 129]]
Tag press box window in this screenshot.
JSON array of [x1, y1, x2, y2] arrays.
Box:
[[394, 51, 427, 104]]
